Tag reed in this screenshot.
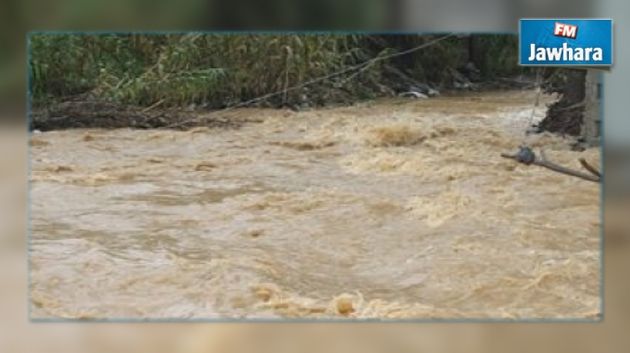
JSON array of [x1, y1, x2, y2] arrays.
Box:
[[29, 33, 526, 108]]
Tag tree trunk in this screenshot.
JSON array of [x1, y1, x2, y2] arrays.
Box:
[[537, 69, 586, 136]]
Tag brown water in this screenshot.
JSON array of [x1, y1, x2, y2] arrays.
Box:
[[29, 90, 600, 320]]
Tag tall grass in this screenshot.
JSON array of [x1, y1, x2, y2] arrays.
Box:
[[474, 34, 524, 79], [29, 33, 526, 108]]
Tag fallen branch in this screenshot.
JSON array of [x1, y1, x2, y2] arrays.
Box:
[[501, 146, 601, 183], [578, 158, 601, 178], [141, 98, 164, 113]]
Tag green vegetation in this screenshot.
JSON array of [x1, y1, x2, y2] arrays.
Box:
[[29, 33, 527, 109]]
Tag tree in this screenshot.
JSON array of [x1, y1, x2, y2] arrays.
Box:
[[538, 68, 600, 147]]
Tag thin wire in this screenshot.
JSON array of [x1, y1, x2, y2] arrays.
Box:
[[165, 33, 456, 129], [521, 67, 545, 145]]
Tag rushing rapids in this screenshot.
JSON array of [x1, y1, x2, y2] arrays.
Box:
[[29, 90, 600, 320]]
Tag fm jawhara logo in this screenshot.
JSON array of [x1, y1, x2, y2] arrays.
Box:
[[520, 19, 613, 66]]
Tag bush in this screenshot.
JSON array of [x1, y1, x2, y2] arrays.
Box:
[[29, 33, 527, 109]]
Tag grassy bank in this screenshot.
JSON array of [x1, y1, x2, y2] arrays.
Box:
[[29, 33, 527, 110]]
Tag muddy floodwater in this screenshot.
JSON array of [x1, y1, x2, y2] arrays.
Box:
[[29, 90, 601, 320]]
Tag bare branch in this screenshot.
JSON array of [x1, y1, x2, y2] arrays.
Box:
[[579, 158, 601, 178], [501, 147, 600, 183]]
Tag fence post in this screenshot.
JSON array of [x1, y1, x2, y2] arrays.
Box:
[[582, 69, 600, 147]]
